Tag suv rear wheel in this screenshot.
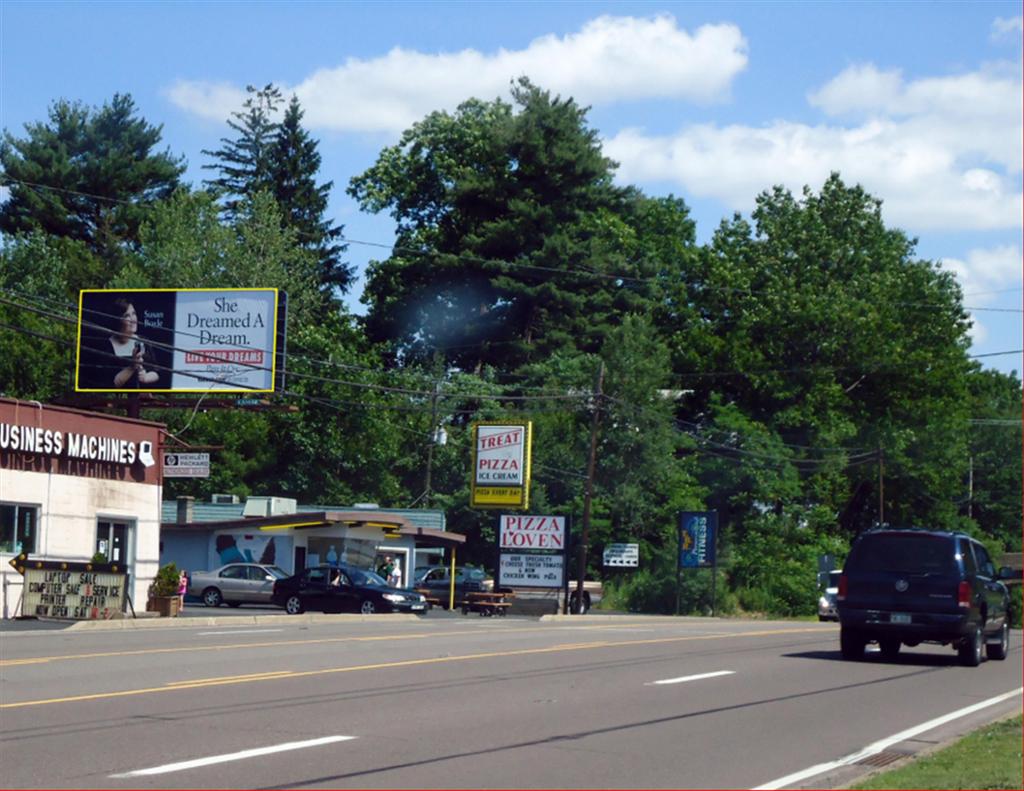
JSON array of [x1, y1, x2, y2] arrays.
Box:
[[879, 638, 901, 660], [958, 624, 983, 667], [840, 626, 866, 660], [986, 622, 1009, 661]]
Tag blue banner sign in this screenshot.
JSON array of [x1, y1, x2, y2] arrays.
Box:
[[679, 511, 717, 568]]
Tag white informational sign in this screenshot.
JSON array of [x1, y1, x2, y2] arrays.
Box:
[[173, 290, 279, 391], [603, 543, 639, 567], [475, 425, 527, 486], [499, 552, 564, 588], [163, 452, 211, 478], [499, 514, 566, 551]]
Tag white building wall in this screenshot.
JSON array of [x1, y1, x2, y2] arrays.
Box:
[[1, 468, 162, 617]]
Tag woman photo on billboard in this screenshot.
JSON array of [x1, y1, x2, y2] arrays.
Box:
[[107, 297, 160, 388]]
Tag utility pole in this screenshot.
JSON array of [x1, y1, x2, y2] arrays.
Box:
[[575, 361, 604, 614], [967, 454, 974, 520], [423, 378, 440, 508], [877, 445, 885, 526]]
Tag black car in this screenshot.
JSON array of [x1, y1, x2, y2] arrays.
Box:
[[272, 565, 428, 615], [837, 528, 1014, 666]]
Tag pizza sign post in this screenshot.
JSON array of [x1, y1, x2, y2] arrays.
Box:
[[470, 422, 532, 509]]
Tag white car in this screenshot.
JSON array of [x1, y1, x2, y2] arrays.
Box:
[[818, 570, 842, 621]]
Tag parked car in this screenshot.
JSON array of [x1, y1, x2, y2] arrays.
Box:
[[818, 570, 842, 621], [272, 565, 428, 615], [837, 528, 1013, 666], [414, 565, 493, 607], [188, 563, 290, 607]]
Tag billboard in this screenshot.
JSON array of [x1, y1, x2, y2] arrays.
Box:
[[470, 422, 532, 509], [75, 288, 286, 393], [679, 511, 717, 568]]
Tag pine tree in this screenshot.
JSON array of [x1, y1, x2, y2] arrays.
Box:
[[202, 83, 283, 219], [0, 93, 184, 281], [270, 96, 351, 295]]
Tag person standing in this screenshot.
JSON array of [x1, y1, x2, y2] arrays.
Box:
[[177, 569, 188, 615], [378, 555, 395, 584], [388, 560, 402, 588]]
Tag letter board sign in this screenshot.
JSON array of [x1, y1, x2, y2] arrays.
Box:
[[499, 552, 564, 588]]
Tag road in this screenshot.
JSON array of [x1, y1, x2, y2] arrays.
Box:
[[0, 613, 1020, 789]]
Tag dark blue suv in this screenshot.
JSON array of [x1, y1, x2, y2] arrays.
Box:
[[837, 529, 1014, 666]]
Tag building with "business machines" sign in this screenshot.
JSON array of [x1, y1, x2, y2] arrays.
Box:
[[0, 397, 164, 619]]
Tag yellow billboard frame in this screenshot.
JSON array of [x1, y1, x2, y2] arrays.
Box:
[[74, 287, 282, 394]]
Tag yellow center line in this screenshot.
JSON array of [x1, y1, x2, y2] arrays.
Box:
[[0, 621, 724, 668], [0, 627, 821, 710], [0, 629, 482, 667]]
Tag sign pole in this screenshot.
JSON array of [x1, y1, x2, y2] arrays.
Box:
[[675, 517, 681, 617]]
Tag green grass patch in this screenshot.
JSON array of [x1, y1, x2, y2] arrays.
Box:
[[849, 714, 1022, 790]]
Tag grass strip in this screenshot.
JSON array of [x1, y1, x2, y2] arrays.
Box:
[[849, 714, 1022, 790]]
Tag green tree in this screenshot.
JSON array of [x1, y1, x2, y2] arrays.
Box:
[[202, 84, 283, 220], [0, 94, 184, 283], [686, 175, 974, 539], [349, 78, 634, 371], [271, 96, 352, 297], [965, 369, 1023, 551], [0, 234, 78, 399]]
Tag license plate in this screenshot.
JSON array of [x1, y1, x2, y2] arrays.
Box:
[[891, 613, 911, 624], [411, 604, 425, 610]]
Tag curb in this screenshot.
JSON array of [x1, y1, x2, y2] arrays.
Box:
[[2, 613, 423, 634]]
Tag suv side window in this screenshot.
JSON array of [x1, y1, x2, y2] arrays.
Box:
[[960, 539, 978, 575], [972, 542, 995, 579]]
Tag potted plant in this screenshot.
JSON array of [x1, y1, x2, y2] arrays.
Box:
[[148, 562, 181, 617]]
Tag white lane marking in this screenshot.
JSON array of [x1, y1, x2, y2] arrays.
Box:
[[754, 687, 1023, 790], [109, 735, 355, 777], [648, 670, 735, 685], [196, 629, 284, 636]]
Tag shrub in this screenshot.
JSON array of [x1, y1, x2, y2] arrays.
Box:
[[151, 562, 180, 597], [1008, 584, 1022, 629]]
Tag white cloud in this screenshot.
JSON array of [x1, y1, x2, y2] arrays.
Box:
[[992, 16, 1023, 40], [939, 245, 1023, 347], [941, 245, 1023, 297], [164, 81, 248, 123], [606, 61, 1023, 232], [166, 15, 747, 133]]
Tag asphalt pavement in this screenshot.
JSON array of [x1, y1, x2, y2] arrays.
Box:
[[2, 613, 1020, 789]]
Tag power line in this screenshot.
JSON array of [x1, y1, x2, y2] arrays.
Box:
[[4, 175, 1020, 314]]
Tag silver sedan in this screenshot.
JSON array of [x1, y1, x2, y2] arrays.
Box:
[[188, 563, 290, 607]]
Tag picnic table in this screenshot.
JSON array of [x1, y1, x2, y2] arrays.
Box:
[[460, 590, 514, 616]]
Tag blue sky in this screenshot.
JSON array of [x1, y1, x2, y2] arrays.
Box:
[[2, 0, 1021, 376]]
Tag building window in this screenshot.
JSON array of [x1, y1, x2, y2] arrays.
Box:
[[1, 503, 39, 554]]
